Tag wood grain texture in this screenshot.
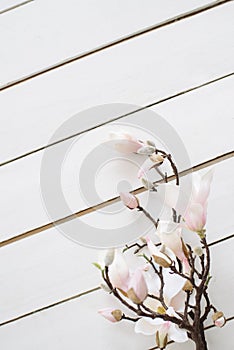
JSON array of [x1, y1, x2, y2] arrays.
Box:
[[0, 3, 233, 164]]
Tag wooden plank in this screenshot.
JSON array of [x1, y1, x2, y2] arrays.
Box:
[[0, 159, 233, 323], [0, 237, 233, 348], [0, 0, 218, 85], [0, 0, 32, 13], [0, 76, 233, 243], [0, 3, 233, 164]]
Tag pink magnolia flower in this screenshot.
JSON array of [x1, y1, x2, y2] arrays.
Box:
[[120, 192, 139, 209], [156, 221, 188, 262], [109, 252, 148, 303], [145, 236, 172, 268], [109, 131, 143, 154], [127, 268, 148, 304], [184, 170, 213, 233], [98, 308, 123, 323], [109, 251, 130, 293], [145, 265, 186, 313]]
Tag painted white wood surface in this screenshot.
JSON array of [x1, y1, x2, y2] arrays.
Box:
[[0, 3, 233, 164], [0, 0, 215, 85], [0, 235, 233, 349], [0, 76, 233, 242], [0, 157, 233, 323], [0, 1, 233, 348], [0, 0, 27, 12]]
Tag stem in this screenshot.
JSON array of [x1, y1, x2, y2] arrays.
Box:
[[138, 206, 159, 229], [155, 149, 179, 185]]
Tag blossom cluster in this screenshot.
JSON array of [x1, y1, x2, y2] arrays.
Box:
[[94, 132, 225, 349]]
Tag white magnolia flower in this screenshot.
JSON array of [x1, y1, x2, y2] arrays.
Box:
[[135, 307, 188, 345]]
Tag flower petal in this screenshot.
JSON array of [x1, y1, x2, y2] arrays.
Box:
[[109, 251, 129, 292], [135, 318, 163, 335], [185, 203, 205, 231], [163, 270, 185, 302], [168, 323, 188, 343]]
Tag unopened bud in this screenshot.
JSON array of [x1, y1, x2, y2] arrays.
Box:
[[212, 311, 226, 328], [112, 309, 123, 322], [146, 237, 172, 268], [193, 246, 203, 257], [141, 178, 155, 190], [100, 283, 112, 293], [137, 146, 155, 155], [157, 306, 166, 315], [149, 154, 164, 164], [98, 308, 123, 323], [140, 236, 147, 244], [146, 140, 156, 147], [156, 331, 168, 349], [104, 249, 115, 266], [153, 253, 172, 268], [183, 280, 194, 292], [120, 192, 139, 209]]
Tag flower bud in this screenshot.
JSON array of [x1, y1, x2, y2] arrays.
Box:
[[156, 330, 168, 349], [100, 283, 112, 293], [137, 145, 155, 155], [141, 178, 155, 190], [193, 246, 203, 257], [146, 236, 172, 268], [146, 140, 156, 147], [149, 154, 164, 164], [104, 249, 115, 266], [182, 280, 194, 292], [140, 236, 147, 244], [212, 311, 226, 328], [98, 308, 123, 322], [127, 268, 148, 304], [157, 306, 166, 314], [120, 192, 139, 209]]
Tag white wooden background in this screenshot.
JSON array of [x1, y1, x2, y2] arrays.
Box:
[[0, 0, 234, 349]]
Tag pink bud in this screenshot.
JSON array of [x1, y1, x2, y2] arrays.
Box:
[[98, 308, 123, 323], [109, 131, 143, 154], [212, 311, 226, 328], [184, 203, 207, 233], [120, 192, 139, 209], [184, 169, 213, 233], [109, 251, 130, 292], [127, 268, 148, 304]]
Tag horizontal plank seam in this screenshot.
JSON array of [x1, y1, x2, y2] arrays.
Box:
[[1, 71, 233, 169], [0, 0, 231, 91], [0, 235, 233, 328], [0, 287, 100, 327], [149, 316, 234, 349], [0, 151, 233, 248], [0, 0, 34, 15]]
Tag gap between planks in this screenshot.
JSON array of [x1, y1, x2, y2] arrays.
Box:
[[0, 71, 233, 168], [0, 0, 34, 15], [0, 150, 233, 249], [0, 234, 233, 328], [0, 0, 231, 91]]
